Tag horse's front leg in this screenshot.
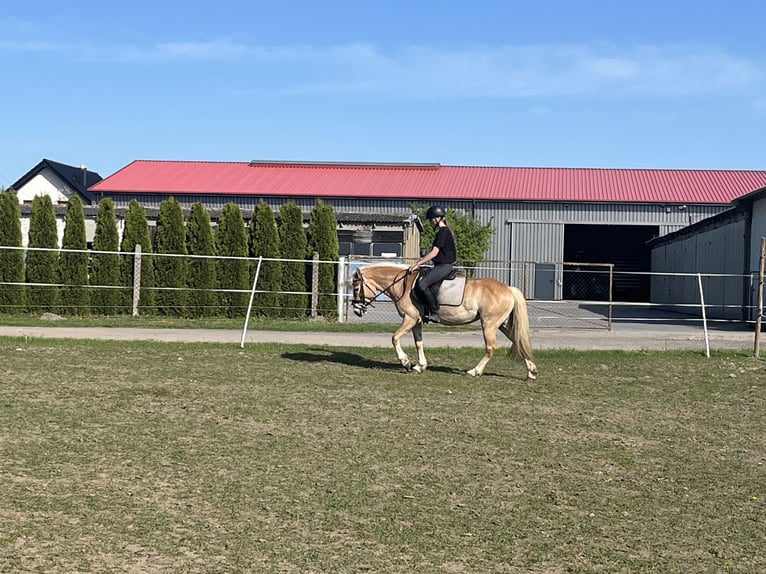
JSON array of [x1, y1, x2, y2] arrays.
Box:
[[392, 317, 419, 371], [410, 322, 428, 373]]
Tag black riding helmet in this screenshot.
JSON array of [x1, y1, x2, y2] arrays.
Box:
[[425, 205, 446, 220]]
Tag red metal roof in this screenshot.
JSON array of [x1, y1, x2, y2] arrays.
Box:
[[89, 160, 766, 204]]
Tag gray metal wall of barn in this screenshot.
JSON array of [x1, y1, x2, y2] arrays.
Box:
[[651, 214, 749, 320], [99, 192, 730, 296], [751, 196, 766, 273]]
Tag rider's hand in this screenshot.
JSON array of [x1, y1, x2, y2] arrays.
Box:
[[408, 264, 419, 273]]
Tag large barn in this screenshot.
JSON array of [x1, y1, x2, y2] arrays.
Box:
[[88, 159, 766, 302], [10, 158, 766, 303]]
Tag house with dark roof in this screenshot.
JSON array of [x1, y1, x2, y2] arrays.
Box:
[[9, 159, 104, 248], [11, 158, 101, 205], [90, 159, 766, 302]]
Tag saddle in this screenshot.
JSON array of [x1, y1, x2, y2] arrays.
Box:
[[411, 267, 467, 314]]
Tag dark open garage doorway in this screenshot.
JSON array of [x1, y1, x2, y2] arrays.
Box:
[[564, 224, 659, 302]]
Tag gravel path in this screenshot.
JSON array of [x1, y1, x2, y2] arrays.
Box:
[[0, 323, 759, 352]]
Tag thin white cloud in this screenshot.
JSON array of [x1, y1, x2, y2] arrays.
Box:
[[1, 29, 761, 98]]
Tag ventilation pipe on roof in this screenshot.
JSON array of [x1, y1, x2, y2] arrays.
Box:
[[80, 164, 87, 187]]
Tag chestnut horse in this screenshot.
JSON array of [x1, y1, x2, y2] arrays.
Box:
[[351, 263, 537, 379]]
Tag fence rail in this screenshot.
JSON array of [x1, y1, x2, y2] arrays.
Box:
[[1, 247, 764, 331]]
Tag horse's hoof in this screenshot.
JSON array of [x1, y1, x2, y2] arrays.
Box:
[[527, 372, 537, 380], [466, 369, 480, 377], [412, 365, 425, 374]]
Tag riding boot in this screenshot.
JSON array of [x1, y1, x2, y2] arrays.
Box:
[[421, 289, 439, 322]]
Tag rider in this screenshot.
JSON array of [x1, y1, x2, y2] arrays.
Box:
[[408, 205, 457, 323]]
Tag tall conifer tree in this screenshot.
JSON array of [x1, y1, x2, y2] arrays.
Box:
[[185, 202, 217, 317], [154, 197, 188, 316], [216, 202, 249, 317], [90, 198, 121, 314], [120, 199, 156, 315], [249, 200, 282, 317], [278, 201, 308, 318], [307, 199, 339, 318], [25, 195, 60, 313], [0, 189, 25, 313], [59, 195, 89, 315]]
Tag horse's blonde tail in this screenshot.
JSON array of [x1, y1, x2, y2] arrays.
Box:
[[506, 286, 534, 362]]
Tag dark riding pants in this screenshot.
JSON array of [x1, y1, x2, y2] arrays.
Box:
[[418, 263, 454, 313]]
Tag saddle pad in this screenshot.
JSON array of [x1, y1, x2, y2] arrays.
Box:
[[437, 274, 466, 306]]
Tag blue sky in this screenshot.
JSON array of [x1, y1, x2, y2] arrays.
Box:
[[2, 0, 765, 186]]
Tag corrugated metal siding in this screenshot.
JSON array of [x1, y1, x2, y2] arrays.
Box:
[[651, 220, 748, 319], [751, 198, 766, 272], [509, 223, 564, 297]]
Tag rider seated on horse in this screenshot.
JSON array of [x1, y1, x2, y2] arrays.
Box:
[[407, 205, 457, 323]]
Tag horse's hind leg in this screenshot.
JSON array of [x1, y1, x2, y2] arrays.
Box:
[[467, 321, 499, 377], [499, 321, 537, 380]]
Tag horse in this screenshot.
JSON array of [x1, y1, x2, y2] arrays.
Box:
[[350, 263, 537, 379]]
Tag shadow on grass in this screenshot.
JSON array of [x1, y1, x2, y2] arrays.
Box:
[[282, 349, 398, 371], [281, 348, 467, 376]]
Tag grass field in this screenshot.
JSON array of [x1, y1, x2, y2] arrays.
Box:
[[0, 338, 763, 573]]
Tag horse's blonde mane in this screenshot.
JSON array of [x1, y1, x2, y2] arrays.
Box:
[[364, 262, 408, 270]]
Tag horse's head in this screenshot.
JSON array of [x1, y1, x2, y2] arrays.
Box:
[[351, 268, 374, 317], [351, 269, 375, 317]]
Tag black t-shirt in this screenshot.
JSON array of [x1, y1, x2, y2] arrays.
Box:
[[432, 226, 456, 265]]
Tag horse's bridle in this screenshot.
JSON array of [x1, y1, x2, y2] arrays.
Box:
[[351, 268, 409, 317]]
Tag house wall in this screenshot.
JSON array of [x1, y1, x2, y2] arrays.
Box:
[[16, 169, 73, 204]]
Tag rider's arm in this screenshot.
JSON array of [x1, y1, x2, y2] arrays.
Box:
[[409, 245, 440, 272]]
